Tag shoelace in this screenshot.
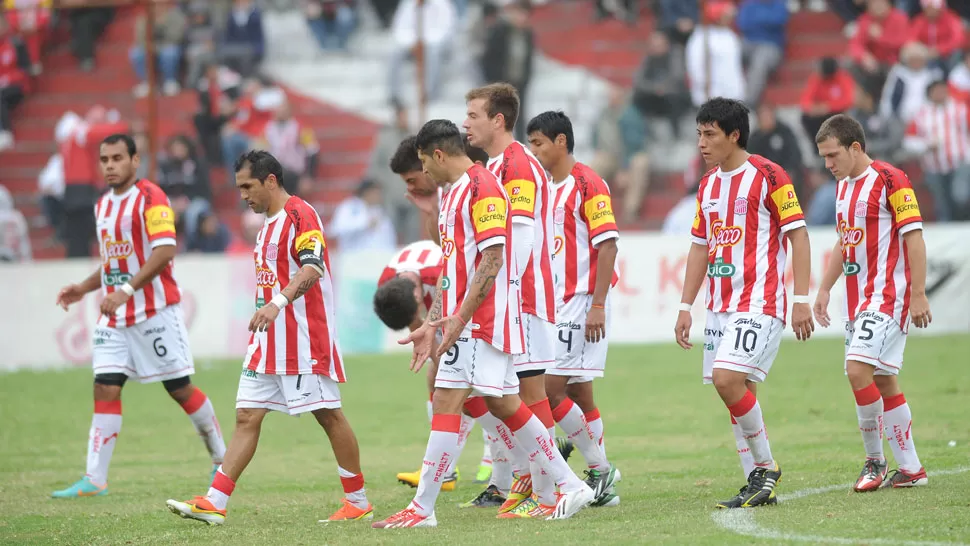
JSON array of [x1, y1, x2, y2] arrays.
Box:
[[862, 459, 883, 478], [745, 468, 768, 493], [387, 508, 417, 523]]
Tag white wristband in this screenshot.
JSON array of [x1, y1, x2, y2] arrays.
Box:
[[792, 295, 810, 304], [678, 302, 692, 312], [120, 283, 135, 296], [271, 293, 290, 309]]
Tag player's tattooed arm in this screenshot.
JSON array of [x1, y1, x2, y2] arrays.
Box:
[[456, 245, 503, 322], [426, 274, 444, 324], [280, 265, 323, 303]]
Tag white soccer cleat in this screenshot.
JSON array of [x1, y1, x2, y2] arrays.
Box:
[[546, 483, 594, 520]]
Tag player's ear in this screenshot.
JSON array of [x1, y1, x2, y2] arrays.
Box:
[[730, 129, 740, 144], [555, 134, 566, 148]]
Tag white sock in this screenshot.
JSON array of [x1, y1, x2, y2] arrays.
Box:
[[206, 465, 234, 510], [477, 412, 531, 477], [553, 399, 609, 469], [853, 383, 885, 461], [181, 389, 226, 464], [338, 466, 368, 509], [584, 408, 607, 458], [480, 428, 493, 468], [85, 401, 122, 486], [731, 415, 756, 478], [504, 405, 584, 491], [883, 394, 922, 473], [444, 413, 475, 474], [729, 392, 774, 469], [487, 434, 513, 495], [412, 414, 461, 516], [426, 399, 433, 423]]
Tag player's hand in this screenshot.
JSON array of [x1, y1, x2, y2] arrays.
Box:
[[399, 322, 434, 372], [813, 289, 831, 328], [406, 191, 437, 215], [99, 290, 130, 316], [431, 314, 467, 359], [791, 303, 815, 341], [56, 284, 85, 311], [909, 292, 932, 328], [585, 306, 606, 343], [674, 310, 693, 350], [249, 302, 281, 332]]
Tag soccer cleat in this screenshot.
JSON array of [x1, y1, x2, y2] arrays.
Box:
[[496, 493, 554, 519], [885, 467, 928, 488], [556, 436, 575, 462], [547, 482, 595, 520], [371, 507, 437, 529], [459, 485, 506, 508], [166, 496, 226, 525], [853, 458, 889, 492], [396, 470, 420, 488], [738, 464, 782, 508], [320, 498, 374, 522], [51, 477, 108, 498], [583, 464, 618, 505], [590, 484, 620, 507], [442, 468, 459, 492], [475, 463, 492, 484], [715, 486, 749, 509], [498, 474, 533, 513]]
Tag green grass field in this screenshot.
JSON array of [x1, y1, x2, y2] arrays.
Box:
[[2, 335, 969, 546]]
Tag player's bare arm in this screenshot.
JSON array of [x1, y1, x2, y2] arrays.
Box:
[[587, 238, 617, 343], [786, 226, 815, 341], [249, 264, 322, 333], [814, 240, 844, 328], [100, 244, 177, 316], [675, 243, 709, 350], [903, 229, 932, 328], [400, 273, 443, 372], [432, 244, 503, 358], [56, 268, 103, 310]]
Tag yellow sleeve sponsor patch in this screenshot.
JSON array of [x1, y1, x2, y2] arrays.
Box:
[[504, 178, 536, 214], [295, 229, 326, 254], [144, 205, 176, 237], [770, 184, 803, 221], [888, 188, 921, 223], [471, 197, 508, 234], [584, 194, 616, 231], [692, 199, 702, 232]]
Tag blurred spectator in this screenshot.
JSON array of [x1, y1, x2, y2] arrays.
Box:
[[220, 76, 285, 176], [4, 0, 51, 75], [748, 104, 804, 193], [367, 100, 416, 242], [188, 211, 231, 253], [36, 111, 83, 244], [468, 2, 500, 85], [388, 0, 456, 104], [158, 135, 213, 241], [737, 0, 788, 109], [849, 86, 903, 161], [908, 0, 965, 71], [658, 0, 698, 47], [632, 31, 688, 140], [0, 186, 30, 262], [194, 63, 242, 163], [227, 208, 263, 254], [804, 168, 837, 226], [256, 100, 319, 194], [0, 17, 30, 151], [948, 50, 970, 102], [686, 2, 744, 107], [305, 0, 356, 52], [220, 0, 265, 77], [590, 86, 650, 223], [829, 0, 866, 23], [849, 0, 910, 96], [595, 0, 637, 24], [64, 2, 113, 71], [662, 182, 700, 236], [879, 41, 942, 124], [328, 179, 396, 251], [132, 124, 151, 179], [130, 2, 187, 98], [799, 57, 855, 141], [902, 79, 970, 221], [947, 0, 970, 20], [184, 1, 218, 87], [481, 1, 534, 142]]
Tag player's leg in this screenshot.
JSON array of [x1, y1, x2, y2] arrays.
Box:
[[875, 375, 927, 487], [476, 428, 495, 484], [162, 376, 226, 475], [397, 359, 462, 489], [563, 378, 619, 507], [313, 401, 373, 521], [565, 380, 604, 460]]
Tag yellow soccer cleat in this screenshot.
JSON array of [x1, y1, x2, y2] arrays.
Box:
[[497, 473, 533, 514]]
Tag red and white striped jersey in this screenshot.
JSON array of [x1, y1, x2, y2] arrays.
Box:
[[95, 180, 181, 328], [904, 98, 970, 173], [246, 196, 345, 380], [835, 160, 923, 330], [550, 162, 620, 303], [437, 163, 523, 355], [487, 141, 556, 323], [690, 155, 806, 322], [377, 240, 442, 310]]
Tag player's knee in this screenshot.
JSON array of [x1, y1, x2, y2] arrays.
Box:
[[311, 407, 345, 430], [547, 389, 568, 410], [565, 383, 595, 412], [711, 369, 745, 400], [873, 375, 901, 397], [516, 371, 546, 404], [845, 360, 875, 390], [93, 374, 126, 400], [162, 376, 192, 397], [483, 396, 518, 420], [234, 408, 266, 430]]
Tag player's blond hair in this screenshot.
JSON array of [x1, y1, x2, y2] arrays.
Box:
[[465, 83, 520, 132]]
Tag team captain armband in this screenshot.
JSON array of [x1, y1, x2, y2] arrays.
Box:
[[769, 184, 804, 223], [294, 229, 326, 268], [144, 204, 176, 240], [888, 188, 921, 225]]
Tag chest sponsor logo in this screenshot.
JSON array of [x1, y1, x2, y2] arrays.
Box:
[[102, 269, 133, 287], [554, 206, 566, 225], [707, 257, 736, 278], [103, 238, 133, 260], [709, 219, 743, 255], [843, 261, 861, 276], [441, 238, 456, 259], [441, 276, 452, 290], [255, 266, 277, 288], [734, 198, 748, 215], [854, 201, 868, 217], [265, 243, 279, 261], [838, 220, 864, 247]]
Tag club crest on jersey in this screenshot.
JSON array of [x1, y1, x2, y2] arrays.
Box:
[[255, 267, 277, 288], [265, 243, 279, 261], [120, 215, 132, 232], [447, 209, 457, 226], [838, 220, 864, 247], [103, 238, 133, 260], [734, 198, 748, 215], [441, 238, 456, 258], [854, 201, 868, 217], [709, 219, 743, 255], [553, 235, 564, 256], [554, 206, 566, 225]]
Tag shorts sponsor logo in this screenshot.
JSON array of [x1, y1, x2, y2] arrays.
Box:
[[707, 258, 736, 278], [242, 369, 258, 378], [142, 326, 165, 336], [103, 238, 133, 261], [857, 311, 884, 322], [266, 243, 279, 261], [255, 267, 277, 288], [734, 318, 763, 329], [838, 220, 864, 247], [854, 201, 868, 217], [734, 198, 748, 215], [842, 261, 861, 276], [709, 219, 743, 255], [704, 328, 724, 338], [102, 268, 132, 287]]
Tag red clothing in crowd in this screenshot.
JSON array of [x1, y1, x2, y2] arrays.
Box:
[[0, 38, 29, 90], [62, 121, 130, 187], [849, 8, 910, 65], [231, 96, 274, 138], [799, 70, 856, 113], [3, 1, 52, 67], [908, 7, 965, 58]]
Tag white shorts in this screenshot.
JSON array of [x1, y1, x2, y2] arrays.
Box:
[[567, 376, 595, 385], [514, 312, 557, 373], [547, 294, 610, 379], [236, 368, 342, 415], [434, 334, 519, 398], [844, 311, 906, 376], [703, 311, 783, 385], [92, 304, 194, 383]]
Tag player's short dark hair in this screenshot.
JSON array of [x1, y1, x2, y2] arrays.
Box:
[[526, 111, 575, 154], [463, 134, 489, 164], [390, 135, 422, 174], [235, 150, 284, 185], [101, 134, 137, 157], [373, 276, 419, 330], [466, 83, 520, 131], [815, 113, 867, 152], [415, 119, 465, 157], [696, 97, 751, 149]]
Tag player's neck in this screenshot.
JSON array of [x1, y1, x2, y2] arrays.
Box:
[[486, 132, 515, 158], [110, 177, 137, 195], [550, 156, 576, 183], [446, 157, 475, 183], [719, 149, 750, 173], [266, 192, 291, 217], [848, 156, 874, 179]]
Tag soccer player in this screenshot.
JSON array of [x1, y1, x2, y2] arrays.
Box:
[[462, 82, 565, 517], [52, 134, 226, 498], [673, 98, 815, 509], [526, 110, 621, 507], [813, 114, 930, 491], [373, 120, 593, 529], [166, 151, 371, 525]]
